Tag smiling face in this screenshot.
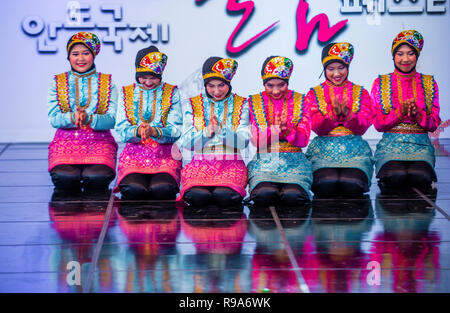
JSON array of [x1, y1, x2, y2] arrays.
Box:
[[264, 78, 288, 100], [394, 44, 417, 73], [138, 74, 161, 90], [325, 62, 348, 86], [69, 44, 94, 73], [205, 79, 230, 101]]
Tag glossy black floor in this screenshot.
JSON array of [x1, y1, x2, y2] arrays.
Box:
[[0, 139, 449, 293]]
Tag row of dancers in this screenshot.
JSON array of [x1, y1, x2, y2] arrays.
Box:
[[47, 30, 440, 207]]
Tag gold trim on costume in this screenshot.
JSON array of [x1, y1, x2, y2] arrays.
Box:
[[249, 94, 268, 132], [328, 126, 354, 136], [262, 141, 302, 153], [96, 73, 112, 114], [322, 55, 348, 66], [123, 84, 137, 125], [136, 67, 154, 73], [198, 145, 239, 154], [422, 75, 435, 115], [291, 92, 304, 126], [351, 84, 362, 113], [202, 72, 229, 82], [379, 74, 393, 114], [191, 95, 206, 131], [388, 122, 426, 134], [261, 73, 285, 81], [160, 83, 176, 127], [231, 95, 245, 132], [313, 85, 328, 115], [55, 73, 70, 113], [138, 89, 157, 125]]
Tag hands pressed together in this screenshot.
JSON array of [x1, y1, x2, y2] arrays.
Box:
[[332, 94, 350, 120], [206, 116, 222, 138], [138, 123, 158, 141], [74, 107, 90, 128], [273, 112, 288, 134], [400, 98, 419, 120]]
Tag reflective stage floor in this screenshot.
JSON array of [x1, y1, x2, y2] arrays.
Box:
[[0, 140, 449, 293]]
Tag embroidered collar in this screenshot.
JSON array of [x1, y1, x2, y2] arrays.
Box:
[[393, 69, 417, 78], [205, 93, 233, 105], [325, 79, 349, 88], [262, 90, 292, 101], [137, 82, 162, 91], [71, 67, 96, 78]]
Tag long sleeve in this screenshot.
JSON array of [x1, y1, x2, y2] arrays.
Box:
[[90, 82, 118, 130], [415, 80, 440, 132], [371, 77, 403, 132], [216, 99, 250, 150], [284, 96, 311, 148], [47, 78, 76, 129], [342, 88, 374, 136], [307, 89, 340, 136]]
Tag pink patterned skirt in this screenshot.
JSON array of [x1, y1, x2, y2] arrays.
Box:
[[178, 153, 248, 201], [113, 139, 182, 192], [48, 128, 118, 172]]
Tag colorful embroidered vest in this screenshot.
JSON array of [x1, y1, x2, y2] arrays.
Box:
[[311, 82, 363, 136], [189, 94, 245, 132], [121, 83, 176, 126], [249, 91, 304, 152], [54, 72, 112, 114], [378, 73, 436, 115]]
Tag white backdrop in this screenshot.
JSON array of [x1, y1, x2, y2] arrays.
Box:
[[1, 0, 449, 142]]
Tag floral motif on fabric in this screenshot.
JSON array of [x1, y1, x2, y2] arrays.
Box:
[[391, 29, 424, 55], [323, 42, 354, 65], [203, 58, 238, 82], [67, 32, 101, 56], [262, 56, 293, 81], [138, 52, 168, 75]]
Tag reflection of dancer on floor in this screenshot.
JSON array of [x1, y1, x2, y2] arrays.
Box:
[[181, 205, 248, 292], [247, 56, 313, 207], [114, 45, 182, 200], [48, 32, 118, 193], [305, 42, 374, 198], [371, 191, 440, 293], [248, 205, 313, 292], [371, 30, 441, 193], [49, 190, 115, 292], [117, 202, 180, 292], [178, 57, 250, 207], [311, 196, 374, 292]]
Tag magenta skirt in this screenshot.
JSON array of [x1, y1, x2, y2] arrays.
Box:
[[48, 128, 118, 172], [114, 139, 182, 192], [177, 153, 248, 201]]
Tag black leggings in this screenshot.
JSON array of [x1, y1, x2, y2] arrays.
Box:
[[311, 168, 369, 197], [184, 186, 242, 207], [50, 164, 115, 191], [119, 173, 179, 200], [377, 161, 435, 191], [250, 182, 309, 206]]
